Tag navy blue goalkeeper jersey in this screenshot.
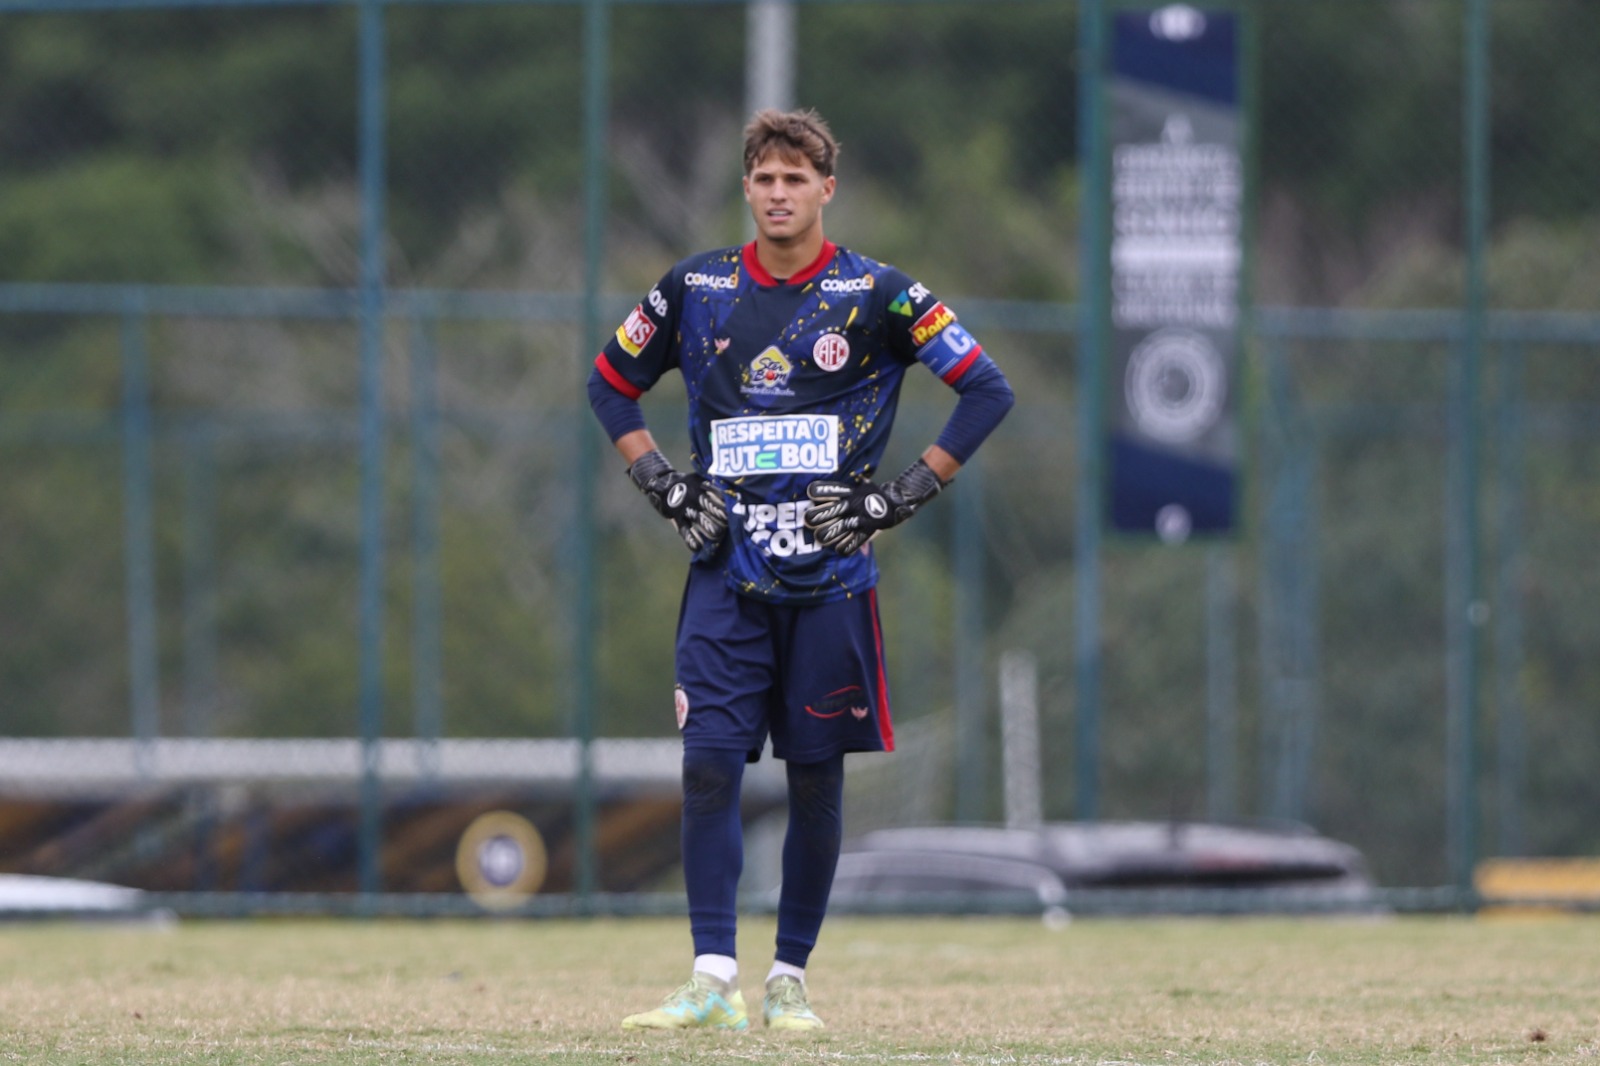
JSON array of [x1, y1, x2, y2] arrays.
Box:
[[595, 240, 989, 605]]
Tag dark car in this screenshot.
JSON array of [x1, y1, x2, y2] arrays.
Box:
[[824, 820, 1381, 918]]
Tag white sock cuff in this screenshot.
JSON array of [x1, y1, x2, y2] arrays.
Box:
[[693, 954, 739, 984], [766, 961, 806, 986]]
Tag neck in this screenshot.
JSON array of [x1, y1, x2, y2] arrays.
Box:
[[753, 231, 825, 281]]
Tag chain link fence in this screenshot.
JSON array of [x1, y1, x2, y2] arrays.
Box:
[[1, 0, 1597, 910]]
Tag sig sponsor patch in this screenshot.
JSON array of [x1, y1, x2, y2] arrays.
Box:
[[708, 414, 840, 478], [616, 305, 656, 357]]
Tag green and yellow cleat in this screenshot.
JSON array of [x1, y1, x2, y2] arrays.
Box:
[[762, 974, 825, 1031], [621, 972, 749, 1031]]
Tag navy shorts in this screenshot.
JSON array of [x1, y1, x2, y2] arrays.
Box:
[[673, 564, 895, 763]]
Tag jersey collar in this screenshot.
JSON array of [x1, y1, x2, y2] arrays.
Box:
[[741, 240, 837, 288]]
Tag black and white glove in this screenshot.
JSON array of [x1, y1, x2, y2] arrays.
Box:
[[803, 458, 948, 556], [627, 449, 727, 554]]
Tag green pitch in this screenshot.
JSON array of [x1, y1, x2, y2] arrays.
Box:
[[1, 914, 1595, 1064]]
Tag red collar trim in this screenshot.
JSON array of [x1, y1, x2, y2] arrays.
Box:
[[741, 241, 837, 288]]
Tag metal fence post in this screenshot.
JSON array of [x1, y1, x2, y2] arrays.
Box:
[[120, 306, 160, 768], [356, 0, 389, 901], [410, 314, 443, 777], [1446, 0, 1490, 905], [1073, 0, 1108, 822], [572, 0, 610, 904]]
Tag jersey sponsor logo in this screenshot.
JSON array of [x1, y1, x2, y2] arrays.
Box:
[[742, 346, 795, 397], [685, 270, 738, 290], [891, 282, 933, 317], [708, 414, 840, 478], [647, 287, 668, 317], [733, 496, 823, 559], [616, 305, 656, 357], [911, 302, 957, 347], [812, 333, 850, 372], [819, 275, 874, 294]]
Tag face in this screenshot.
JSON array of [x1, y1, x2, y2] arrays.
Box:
[[742, 150, 835, 246]]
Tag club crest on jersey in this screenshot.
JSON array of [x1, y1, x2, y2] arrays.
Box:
[[812, 333, 850, 372], [742, 346, 795, 397], [673, 684, 689, 730]]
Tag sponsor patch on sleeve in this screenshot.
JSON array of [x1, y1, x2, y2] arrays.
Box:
[[616, 304, 657, 358]]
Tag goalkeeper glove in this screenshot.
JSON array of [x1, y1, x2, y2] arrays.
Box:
[[627, 449, 727, 554], [803, 458, 948, 556]]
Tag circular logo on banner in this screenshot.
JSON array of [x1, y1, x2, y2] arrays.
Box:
[[1156, 503, 1194, 545], [812, 334, 850, 372], [1125, 329, 1226, 444], [456, 810, 548, 911], [1150, 5, 1206, 41]]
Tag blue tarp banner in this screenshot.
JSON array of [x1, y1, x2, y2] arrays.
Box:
[[1107, 6, 1241, 541]]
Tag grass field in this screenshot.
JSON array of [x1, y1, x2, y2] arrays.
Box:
[[1, 913, 1596, 1064]]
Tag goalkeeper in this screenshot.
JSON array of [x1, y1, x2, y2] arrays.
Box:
[[588, 107, 1013, 1033]]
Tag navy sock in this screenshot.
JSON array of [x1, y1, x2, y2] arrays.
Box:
[[682, 746, 747, 960], [774, 754, 845, 969]]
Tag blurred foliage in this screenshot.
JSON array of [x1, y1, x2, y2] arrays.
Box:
[[1, 0, 1598, 885]]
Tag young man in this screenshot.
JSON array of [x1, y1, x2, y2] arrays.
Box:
[[588, 108, 1013, 1031]]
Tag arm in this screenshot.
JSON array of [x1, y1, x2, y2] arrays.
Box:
[[805, 350, 1013, 556], [588, 366, 726, 555]]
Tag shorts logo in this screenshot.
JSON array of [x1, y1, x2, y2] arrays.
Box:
[[806, 685, 870, 720], [812, 333, 850, 372], [709, 414, 840, 478], [674, 684, 689, 730], [616, 305, 656, 357], [742, 347, 795, 397], [911, 303, 957, 347]]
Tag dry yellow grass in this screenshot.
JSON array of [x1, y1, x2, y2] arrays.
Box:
[[1, 914, 1596, 1064]]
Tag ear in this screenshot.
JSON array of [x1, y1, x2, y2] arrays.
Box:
[[820, 175, 836, 205], [742, 175, 753, 202]]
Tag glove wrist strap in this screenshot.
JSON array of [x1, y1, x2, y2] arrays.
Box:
[[892, 457, 948, 510], [627, 449, 673, 494]]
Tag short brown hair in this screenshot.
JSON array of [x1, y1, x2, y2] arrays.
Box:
[[742, 108, 840, 178]]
